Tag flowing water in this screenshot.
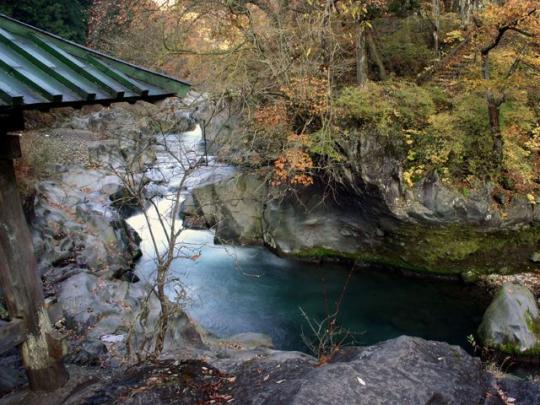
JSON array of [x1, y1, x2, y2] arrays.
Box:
[[127, 128, 489, 353]]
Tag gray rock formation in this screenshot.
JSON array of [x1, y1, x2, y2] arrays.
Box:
[[31, 170, 141, 277], [191, 173, 267, 244], [58, 336, 540, 405], [226, 336, 492, 404], [56, 272, 202, 359], [478, 283, 540, 354], [185, 169, 540, 276]]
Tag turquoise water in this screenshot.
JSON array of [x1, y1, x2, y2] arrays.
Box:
[[128, 130, 489, 354], [134, 229, 489, 353]]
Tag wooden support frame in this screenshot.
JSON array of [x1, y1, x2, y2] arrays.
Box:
[[0, 133, 22, 159], [0, 87, 23, 106], [0, 122, 68, 391]]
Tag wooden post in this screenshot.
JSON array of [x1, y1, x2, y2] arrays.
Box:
[[0, 129, 69, 391]]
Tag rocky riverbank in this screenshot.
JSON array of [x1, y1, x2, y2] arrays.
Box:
[[4, 336, 540, 404], [187, 97, 540, 281], [1, 97, 540, 403], [1, 100, 204, 395]]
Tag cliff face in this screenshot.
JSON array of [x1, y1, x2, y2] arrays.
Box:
[[186, 127, 540, 278]]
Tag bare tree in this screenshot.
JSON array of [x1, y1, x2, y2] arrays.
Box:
[[101, 107, 209, 357]]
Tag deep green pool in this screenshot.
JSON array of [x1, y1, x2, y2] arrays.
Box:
[[134, 229, 490, 353], [128, 130, 490, 353]]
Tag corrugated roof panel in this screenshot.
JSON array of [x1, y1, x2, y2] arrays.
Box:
[[0, 41, 84, 101], [0, 13, 190, 111], [82, 65, 137, 97], [0, 70, 47, 104], [0, 70, 44, 104]]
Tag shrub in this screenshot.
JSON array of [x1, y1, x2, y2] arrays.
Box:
[[336, 81, 435, 132]]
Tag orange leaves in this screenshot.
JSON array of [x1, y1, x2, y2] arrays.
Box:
[[281, 76, 330, 117], [88, 0, 159, 47], [272, 133, 314, 187], [478, 0, 540, 46], [483, 0, 539, 31], [254, 102, 288, 128]]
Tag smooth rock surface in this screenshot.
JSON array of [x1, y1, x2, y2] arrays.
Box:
[[226, 336, 493, 404], [56, 336, 513, 405], [57, 272, 202, 359], [187, 170, 540, 275], [191, 173, 267, 244], [478, 283, 540, 354]]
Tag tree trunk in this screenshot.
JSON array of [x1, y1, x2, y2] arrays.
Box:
[[459, 0, 485, 25], [487, 92, 504, 171], [0, 152, 68, 391], [356, 24, 368, 87], [367, 29, 387, 80], [432, 0, 441, 52], [481, 52, 504, 174], [154, 265, 169, 356]]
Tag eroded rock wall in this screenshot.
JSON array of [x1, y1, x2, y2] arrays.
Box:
[[185, 125, 540, 277]]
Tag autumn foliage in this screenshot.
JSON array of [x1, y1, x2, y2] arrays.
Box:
[[87, 0, 540, 195]]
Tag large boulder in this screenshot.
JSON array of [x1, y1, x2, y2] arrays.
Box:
[[40, 336, 507, 404], [225, 336, 493, 404], [31, 170, 141, 276], [56, 272, 203, 360], [478, 283, 540, 355], [190, 173, 267, 244]]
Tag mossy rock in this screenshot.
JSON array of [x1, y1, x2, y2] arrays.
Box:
[[384, 224, 540, 276], [291, 224, 540, 277], [478, 283, 540, 356]]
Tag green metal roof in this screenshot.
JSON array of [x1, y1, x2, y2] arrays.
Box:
[[0, 14, 190, 112]]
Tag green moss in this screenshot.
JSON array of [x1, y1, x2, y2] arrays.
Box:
[[424, 236, 481, 262], [488, 342, 540, 357], [525, 310, 540, 337], [294, 247, 357, 260], [397, 224, 540, 275], [292, 224, 540, 277]]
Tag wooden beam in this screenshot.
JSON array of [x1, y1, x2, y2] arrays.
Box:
[[0, 110, 25, 132], [0, 87, 23, 106], [0, 319, 27, 354], [0, 159, 68, 391]]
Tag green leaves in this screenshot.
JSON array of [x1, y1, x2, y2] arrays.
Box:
[[0, 0, 89, 43]]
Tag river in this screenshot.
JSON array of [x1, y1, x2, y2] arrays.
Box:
[[127, 127, 489, 353]]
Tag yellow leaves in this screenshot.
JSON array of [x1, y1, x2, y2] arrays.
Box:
[[444, 30, 465, 45], [337, 1, 369, 20], [403, 170, 414, 188], [502, 122, 539, 193], [527, 194, 537, 205], [525, 125, 540, 153], [406, 150, 416, 161]]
